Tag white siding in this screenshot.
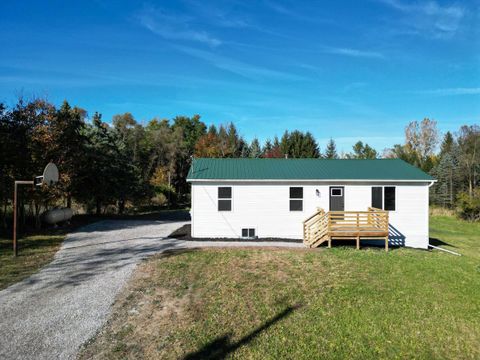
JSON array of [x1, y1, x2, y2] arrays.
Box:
[[191, 181, 430, 249]]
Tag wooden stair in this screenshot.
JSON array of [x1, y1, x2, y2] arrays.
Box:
[[303, 207, 390, 251], [303, 208, 329, 248]]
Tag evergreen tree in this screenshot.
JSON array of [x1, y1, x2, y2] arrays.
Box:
[[430, 147, 461, 207], [264, 136, 283, 158], [347, 141, 378, 159], [226, 122, 241, 157], [240, 139, 249, 158], [440, 131, 454, 156], [207, 124, 217, 136], [263, 139, 272, 154], [249, 138, 262, 158], [324, 138, 338, 159], [302, 132, 320, 158], [280, 130, 290, 157]]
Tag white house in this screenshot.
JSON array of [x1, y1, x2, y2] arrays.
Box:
[[187, 158, 435, 249]]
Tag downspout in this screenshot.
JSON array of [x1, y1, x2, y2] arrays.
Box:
[[428, 244, 461, 256]]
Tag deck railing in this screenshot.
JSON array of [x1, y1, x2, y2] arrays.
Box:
[[303, 207, 389, 250], [303, 208, 328, 247]]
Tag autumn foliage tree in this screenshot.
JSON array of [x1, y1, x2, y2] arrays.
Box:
[[1, 96, 479, 231]]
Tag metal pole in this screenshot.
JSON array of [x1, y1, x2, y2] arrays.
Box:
[[13, 181, 17, 257], [13, 180, 34, 257]]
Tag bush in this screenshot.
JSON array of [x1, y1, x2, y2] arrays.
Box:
[[151, 193, 167, 206], [456, 189, 480, 221], [153, 184, 177, 207]]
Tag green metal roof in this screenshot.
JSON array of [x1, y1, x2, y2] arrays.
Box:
[[187, 158, 434, 181]]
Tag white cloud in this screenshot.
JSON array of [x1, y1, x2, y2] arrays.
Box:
[[264, 0, 295, 16], [378, 0, 466, 39], [174, 45, 305, 81], [417, 87, 480, 96], [324, 47, 385, 59], [136, 5, 222, 47]]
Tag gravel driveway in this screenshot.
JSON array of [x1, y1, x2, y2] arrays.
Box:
[[0, 220, 302, 360]]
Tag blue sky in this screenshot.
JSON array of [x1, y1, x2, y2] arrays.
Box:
[[1, 0, 479, 153]]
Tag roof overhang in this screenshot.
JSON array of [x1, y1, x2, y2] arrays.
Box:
[[188, 178, 437, 183]]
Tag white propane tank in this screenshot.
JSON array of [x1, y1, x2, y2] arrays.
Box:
[[42, 208, 73, 225]]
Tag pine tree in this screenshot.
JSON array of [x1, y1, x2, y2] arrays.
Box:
[[263, 139, 272, 154], [303, 132, 320, 157], [249, 138, 262, 158], [280, 130, 290, 157], [324, 138, 338, 159], [440, 131, 454, 156], [347, 141, 378, 159]]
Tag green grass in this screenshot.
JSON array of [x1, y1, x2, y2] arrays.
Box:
[[80, 215, 480, 359], [0, 234, 65, 290]]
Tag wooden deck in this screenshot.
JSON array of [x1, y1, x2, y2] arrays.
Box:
[[303, 207, 389, 251]]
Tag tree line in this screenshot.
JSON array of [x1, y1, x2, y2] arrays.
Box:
[[0, 97, 479, 230]]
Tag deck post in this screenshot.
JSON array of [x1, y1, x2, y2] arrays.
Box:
[[356, 236, 360, 250], [303, 223, 306, 244], [328, 236, 331, 248], [385, 236, 389, 252]]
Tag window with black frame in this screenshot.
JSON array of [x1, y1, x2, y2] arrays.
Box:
[[218, 187, 232, 211], [371, 186, 395, 210], [289, 187, 303, 211], [384, 187, 396, 211]]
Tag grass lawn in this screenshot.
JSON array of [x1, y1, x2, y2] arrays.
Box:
[[80, 215, 480, 360], [0, 234, 65, 290], [0, 214, 101, 290]]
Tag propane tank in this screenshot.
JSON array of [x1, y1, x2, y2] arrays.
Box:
[[42, 207, 73, 225]]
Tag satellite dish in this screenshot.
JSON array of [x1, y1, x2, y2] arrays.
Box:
[[35, 162, 59, 186]]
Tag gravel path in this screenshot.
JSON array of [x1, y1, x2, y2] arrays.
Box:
[[0, 220, 303, 360]]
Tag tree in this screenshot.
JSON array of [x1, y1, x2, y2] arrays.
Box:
[[300, 132, 320, 158], [170, 115, 206, 197], [383, 143, 417, 163], [50, 101, 87, 208], [278, 130, 320, 158], [346, 141, 378, 159], [280, 130, 290, 157], [264, 136, 283, 158], [75, 113, 138, 214], [324, 138, 338, 159], [404, 118, 439, 171], [195, 132, 222, 157], [150, 165, 175, 207], [440, 131, 454, 156], [249, 138, 262, 158], [456, 125, 480, 198], [172, 114, 206, 155], [0, 103, 13, 228], [226, 123, 242, 157], [456, 188, 480, 221], [430, 149, 461, 207]]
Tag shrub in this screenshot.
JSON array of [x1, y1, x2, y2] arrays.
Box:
[[456, 189, 480, 221]]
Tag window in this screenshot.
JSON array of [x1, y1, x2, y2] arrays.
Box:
[[384, 187, 396, 211], [218, 187, 232, 211], [290, 187, 303, 211], [371, 187, 383, 209], [331, 188, 343, 196], [242, 228, 256, 238], [371, 186, 396, 211]]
